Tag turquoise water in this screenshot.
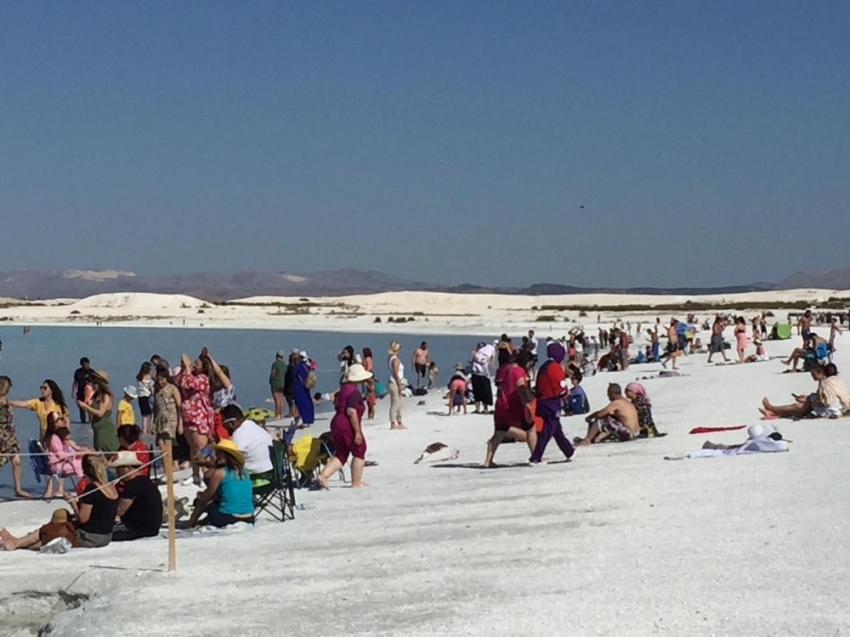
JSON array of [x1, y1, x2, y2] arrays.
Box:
[[0, 325, 490, 494]]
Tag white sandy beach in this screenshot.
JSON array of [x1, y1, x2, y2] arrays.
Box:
[[1, 289, 849, 335], [0, 322, 847, 635]]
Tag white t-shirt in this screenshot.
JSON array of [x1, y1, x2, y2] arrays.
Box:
[[472, 345, 495, 377], [231, 419, 274, 474], [529, 337, 539, 356]]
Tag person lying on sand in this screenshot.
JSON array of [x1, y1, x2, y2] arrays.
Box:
[[666, 424, 788, 460], [760, 364, 850, 420], [576, 383, 640, 445]]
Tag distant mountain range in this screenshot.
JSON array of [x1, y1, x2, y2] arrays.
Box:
[[0, 267, 848, 301]]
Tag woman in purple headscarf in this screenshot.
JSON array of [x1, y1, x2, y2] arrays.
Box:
[[529, 342, 576, 465]]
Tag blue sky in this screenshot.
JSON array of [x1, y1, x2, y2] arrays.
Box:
[[1, 1, 847, 288]]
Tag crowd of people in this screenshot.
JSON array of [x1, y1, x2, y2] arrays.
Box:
[[0, 308, 847, 552]]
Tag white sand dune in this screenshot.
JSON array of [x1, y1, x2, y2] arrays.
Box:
[[69, 293, 206, 311], [0, 330, 848, 635], [0, 289, 846, 335]]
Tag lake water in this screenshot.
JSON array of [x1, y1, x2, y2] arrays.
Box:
[[0, 325, 494, 494]]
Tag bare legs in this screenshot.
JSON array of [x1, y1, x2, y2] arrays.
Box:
[[0, 528, 41, 551], [188, 431, 209, 482], [759, 396, 812, 419], [447, 389, 467, 415], [483, 427, 537, 467], [11, 455, 31, 498], [317, 456, 367, 489], [781, 349, 804, 371], [272, 390, 284, 420]]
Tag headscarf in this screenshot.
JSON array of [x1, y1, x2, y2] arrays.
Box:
[[625, 382, 651, 406], [547, 341, 566, 364]]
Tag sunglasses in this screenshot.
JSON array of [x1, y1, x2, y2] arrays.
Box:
[[40, 385, 49, 391]]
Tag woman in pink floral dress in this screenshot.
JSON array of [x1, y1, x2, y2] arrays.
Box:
[[179, 354, 215, 486]]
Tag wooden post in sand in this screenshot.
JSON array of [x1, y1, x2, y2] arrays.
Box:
[[165, 440, 176, 572]]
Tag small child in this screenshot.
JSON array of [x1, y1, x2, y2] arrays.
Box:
[[564, 372, 589, 416], [117, 386, 137, 427], [428, 362, 439, 390]]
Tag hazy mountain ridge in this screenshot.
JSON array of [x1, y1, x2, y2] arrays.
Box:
[[0, 268, 846, 301]]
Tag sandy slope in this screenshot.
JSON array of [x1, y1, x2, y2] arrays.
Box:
[[0, 331, 848, 635], [1, 289, 848, 336]]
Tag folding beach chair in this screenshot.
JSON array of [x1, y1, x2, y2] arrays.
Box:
[[253, 440, 296, 522], [289, 434, 347, 488], [28, 439, 52, 484], [28, 439, 78, 489]]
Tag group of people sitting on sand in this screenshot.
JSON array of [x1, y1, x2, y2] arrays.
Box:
[[1, 450, 163, 551], [483, 340, 665, 468]]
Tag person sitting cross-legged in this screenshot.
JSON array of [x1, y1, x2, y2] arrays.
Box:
[[184, 440, 254, 529], [111, 451, 163, 542], [576, 383, 640, 445]]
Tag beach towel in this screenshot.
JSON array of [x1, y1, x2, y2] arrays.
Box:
[[688, 425, 746, 435]]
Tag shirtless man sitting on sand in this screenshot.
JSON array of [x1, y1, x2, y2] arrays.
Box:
[[781, 333, 830, 372], [576, 383, 640, 445]]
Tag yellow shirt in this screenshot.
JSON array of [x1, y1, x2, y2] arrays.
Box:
[[117, 400, 136, 426], [25, 399, 67, 438]]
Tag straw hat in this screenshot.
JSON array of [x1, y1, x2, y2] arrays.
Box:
[[123, 385, 138, 399], [50, 509, 70, 524], [109, 451, 143, 468], [345, 363, 373, 384], [213, 439, 245, 466], [89, 369, 110, 385], [388, 341, 402, 355]]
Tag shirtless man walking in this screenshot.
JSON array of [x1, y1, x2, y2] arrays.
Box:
[[576, 383, 639, 445], [412, 342, 430, 389], [798, 310, 813, 347], [707, 315, 729, 364], [660, 319, 682, 370]]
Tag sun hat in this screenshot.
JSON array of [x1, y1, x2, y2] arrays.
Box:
[[123, 385, 138, 399], [747, 423, 775, 440], [50, 509, 70, 524], [388, 341, 402, 355], [345, 363, 373, 383], [454, 362, 465, 371], [89, 369, 110, 385], [276, 350, 286, 358], [109, 451, 143, 468], [213, 439, 245, 466], [299, 351, 309, 360]]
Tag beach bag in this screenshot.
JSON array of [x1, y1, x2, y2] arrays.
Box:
[[305, 371, 317, 390]]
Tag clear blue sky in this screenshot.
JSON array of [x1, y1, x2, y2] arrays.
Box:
[[1, 1, 847, 288]]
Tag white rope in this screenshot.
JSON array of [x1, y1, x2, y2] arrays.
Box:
[[64, 454, 166, 504], [0, 450, 166, 458]]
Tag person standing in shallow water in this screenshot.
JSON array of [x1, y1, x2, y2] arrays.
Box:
[[71, 357, 92, 424]]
